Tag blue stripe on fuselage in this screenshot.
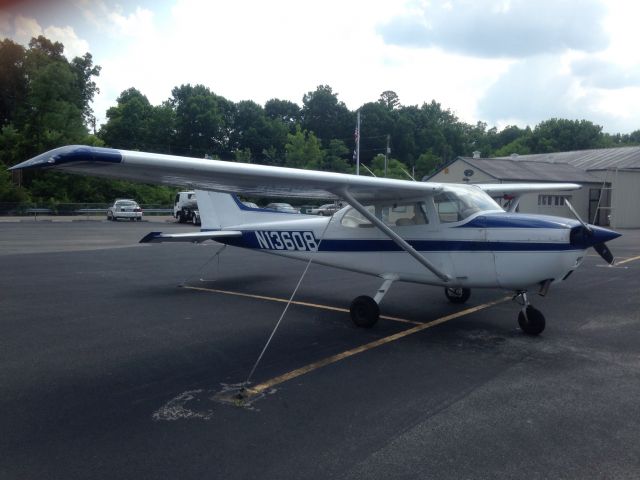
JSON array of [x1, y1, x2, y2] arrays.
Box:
[[214, 231, 577, 253]]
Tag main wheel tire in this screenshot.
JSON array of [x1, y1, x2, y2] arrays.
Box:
[[350, 295, 379, 328], [192, 215, 198, 225], [177, 212, 184, 223], [444, 287, 471, 304], [518, 306, 546, 335]]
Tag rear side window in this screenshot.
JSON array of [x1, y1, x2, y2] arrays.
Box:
[[341, 202, 428, 228]]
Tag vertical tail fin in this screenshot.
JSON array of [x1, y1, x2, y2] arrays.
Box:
[[195, 190, 242, 229], [195, 190, 308, 229]]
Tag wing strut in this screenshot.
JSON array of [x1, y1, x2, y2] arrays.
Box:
[[340, 190, 451, 282]]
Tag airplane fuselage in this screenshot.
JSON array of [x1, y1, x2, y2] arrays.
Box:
[[213, 208, 593, 291]]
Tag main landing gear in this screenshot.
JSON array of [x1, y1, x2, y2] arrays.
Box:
[[514, 291, 546, 335], [349, 281, 546, 336], [444, 287, 471, 304], [349, 275, 397, 328]]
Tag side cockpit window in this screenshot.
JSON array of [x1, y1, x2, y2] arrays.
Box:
[[433, 187, 502, 223], [341, 202, 429, 228], [434, 192, 468, 223]]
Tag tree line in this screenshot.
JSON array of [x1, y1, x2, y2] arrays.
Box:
[[2, 36, 639, 206]]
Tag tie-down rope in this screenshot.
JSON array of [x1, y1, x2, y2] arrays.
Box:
[[242, 212, 334, 389]]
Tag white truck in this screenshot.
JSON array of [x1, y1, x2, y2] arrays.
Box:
[[173, 191, 200, 225]]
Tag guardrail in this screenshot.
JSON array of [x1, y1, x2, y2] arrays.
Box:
[[1, 203, 173, 216]]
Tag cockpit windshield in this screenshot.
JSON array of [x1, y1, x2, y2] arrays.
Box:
[[433, 185, 502, 223]]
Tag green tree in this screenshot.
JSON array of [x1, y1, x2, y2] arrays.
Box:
[[146, 102, 177, 153], [16, 37, 88, 155], [415, 151, 442, 179], [369, 154, 411, 180], [265, 98, 300, 130], [0, 39, 27, 127], [493, 137, 532, 157], [70, 53, 101, 130], [357, 102, 394, 164], [323, 139, 352, 173], [284, 126, 324, 169], [234, 147, 252, 162], [230, 100, 289, 163], [301, 85, 354, 145], [529, 118, 604, 153], [170, 84, 227, 157], [378, 90, 401, 110], [0, 164, 29, 202], [100, 88, 153, 149]]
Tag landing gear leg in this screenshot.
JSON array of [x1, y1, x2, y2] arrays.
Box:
[[350, 275, 398, 328], [514, 290, 546, 335]]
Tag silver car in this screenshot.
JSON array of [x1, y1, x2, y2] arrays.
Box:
[[312, 203, 342, 216], [107, 199, 143, 221], [264, 202, 299, 213]]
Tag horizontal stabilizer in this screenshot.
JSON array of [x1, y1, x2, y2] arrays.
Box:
[[139, 230, 242, 244]]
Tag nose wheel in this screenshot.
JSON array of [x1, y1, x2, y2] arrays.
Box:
[[444, 287, 471, 304], [514, 291, 546, 335]]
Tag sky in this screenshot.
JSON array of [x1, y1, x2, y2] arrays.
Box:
[[1, 0, 640, 134]]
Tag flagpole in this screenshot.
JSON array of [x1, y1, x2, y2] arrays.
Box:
[[356, 111, 360, 176]]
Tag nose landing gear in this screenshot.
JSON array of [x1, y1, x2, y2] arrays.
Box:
[[514, 291, 546, 335]]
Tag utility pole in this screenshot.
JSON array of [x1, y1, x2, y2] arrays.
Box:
[[384, 134, 390, 177], [356, 111, 361, 176]]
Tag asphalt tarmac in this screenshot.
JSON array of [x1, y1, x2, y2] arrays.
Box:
[[1, 220, 639, 479]]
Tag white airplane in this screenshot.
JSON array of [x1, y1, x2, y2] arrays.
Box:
[[11, 145, 621, 335]]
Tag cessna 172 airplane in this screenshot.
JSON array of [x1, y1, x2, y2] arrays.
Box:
[[11, 145, 621, 335]]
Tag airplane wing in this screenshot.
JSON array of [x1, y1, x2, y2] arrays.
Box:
[[11, 145, 446, 202], [476, 182, 581, 213], [139, 230, 242, 244]]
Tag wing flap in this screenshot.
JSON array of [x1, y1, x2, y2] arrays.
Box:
[[477, 183, 581, 195]]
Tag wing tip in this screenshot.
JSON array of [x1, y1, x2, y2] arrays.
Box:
[[11, 145, 123, 171]]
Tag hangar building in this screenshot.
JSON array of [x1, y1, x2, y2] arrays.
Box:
[[426, 146, 640, 228]]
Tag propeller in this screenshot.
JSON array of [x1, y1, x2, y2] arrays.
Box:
[[594, 242, 615, 265], [566, 199, 619, 265]]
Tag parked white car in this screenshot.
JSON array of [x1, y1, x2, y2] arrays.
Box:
[[265, 202, 299, 213], [310, 203, 343, 216], [107, 199, 143, 221]]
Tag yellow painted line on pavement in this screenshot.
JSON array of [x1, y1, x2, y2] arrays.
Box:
[[245, 295, 512, 397], [616, 254, 640, 265], [183, 285, 421, 325]]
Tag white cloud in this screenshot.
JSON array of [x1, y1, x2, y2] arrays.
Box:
[[572, 57, 640, 90], [5, 0, 640, 133], [378, 0, 609, 58], [477, 53, 640, 133], [43, 25, 90, 58], [3, 14, 89, 59], [105, 6, 155, 38], [13, 15, 42, 46], [0, 12, 11, 36]]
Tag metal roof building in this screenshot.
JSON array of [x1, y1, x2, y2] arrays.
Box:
[[427, 146, 640, 228]]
